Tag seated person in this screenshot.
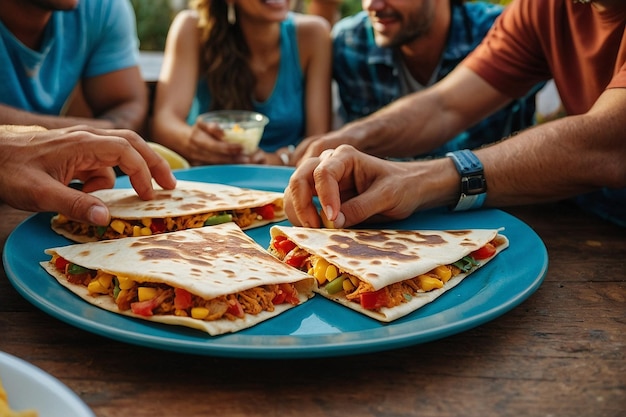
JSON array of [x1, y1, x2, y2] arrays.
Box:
[[0, 0, 147, 132], [297, 0, 540, 161], [151, 0, 332, 166], [284, 0, 626, 228]]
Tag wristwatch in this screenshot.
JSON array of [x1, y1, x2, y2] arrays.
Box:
[[445, 149, 487, 211]]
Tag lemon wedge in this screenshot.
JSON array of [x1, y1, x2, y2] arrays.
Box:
[[147, 142, 190, 170]]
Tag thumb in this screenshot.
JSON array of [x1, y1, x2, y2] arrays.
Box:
[[46, 183, 111, 226]]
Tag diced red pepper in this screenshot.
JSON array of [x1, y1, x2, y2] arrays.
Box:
[[253, 204, 275, 220], [471, 242, 497, 260], [174, 288, 193, 310], [359, 289, 391, 310], [54, 256, 70, 272], [149, 218, 166, 234], [226, 299, 245, 318], [273, 283, 300, 305], [284, 248, 309, 268], [272, 236, 297, 256], [130, 298, 159, 317], [272, 290, 287, 305]]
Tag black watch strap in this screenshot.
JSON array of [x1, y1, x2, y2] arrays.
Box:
[[445, 149, 487, 211]]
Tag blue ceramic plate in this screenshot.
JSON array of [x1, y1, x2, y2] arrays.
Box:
[[3, 166, 547, 359], [0, 351, 95, 417]]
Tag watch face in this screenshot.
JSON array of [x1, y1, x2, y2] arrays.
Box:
[[462, 174, 487, 195]]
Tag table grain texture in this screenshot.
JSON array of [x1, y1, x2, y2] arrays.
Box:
[[1, 202, 624, 417]]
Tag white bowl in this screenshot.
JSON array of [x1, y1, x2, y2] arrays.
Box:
[[199, 110, 269, 155]]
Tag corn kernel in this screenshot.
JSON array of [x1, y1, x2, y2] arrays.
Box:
[[325, 264, 339, 281], [342, 279, 355, 292], [141, 218, 152, 227], [348, 275, 359, 286], [138, 287, 158, 302], [118, 276, 135, 290], [110, 219, 126, 234], [56, 214, 69, 224], [417, 275, 444, 291], [191, 307, 209, 319], [313, 258, 329, 283], [98, 274, 113, 289], [87, 280, 107, 294], [433, 265, 452, 283], [132, 225, 142, 237], [141, 227, 152, 236]]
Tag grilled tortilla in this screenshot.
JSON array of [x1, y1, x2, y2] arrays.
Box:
[[269, 226, 509, 322], [41, 222, 315, 335], [51, 180, 286, 242]]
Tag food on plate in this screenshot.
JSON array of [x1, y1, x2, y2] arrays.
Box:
[[0, 377, 37, 417], [40, 222, 315, 335], [268, 226, 509, 322], [51, 180, 286, 242]]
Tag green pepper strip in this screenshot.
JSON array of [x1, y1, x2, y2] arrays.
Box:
[[204, 213, 233, 226], [67, 264, 91, 275], [452, 256, 478, 272]]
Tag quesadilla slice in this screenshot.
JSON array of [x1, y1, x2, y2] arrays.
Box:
[[268, 226, 509, 322], [51, 180, 286, 242], [40, 222, 315, 335]]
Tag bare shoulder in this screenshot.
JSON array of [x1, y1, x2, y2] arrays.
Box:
[[292, 13, 331, 39], [170, 9, 200, 34]]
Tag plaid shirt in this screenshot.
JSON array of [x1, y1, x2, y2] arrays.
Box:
[[332, 2, 541, 157]]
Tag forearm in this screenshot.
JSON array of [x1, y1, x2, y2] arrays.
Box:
[[477, 112, 626, 207], [96, 99, 148, 132], [0, 104, 114, 130], [151, 115, 194, 157], [344, 89, 460, 158]]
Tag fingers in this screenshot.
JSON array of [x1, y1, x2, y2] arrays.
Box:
[[285, 157, 324, 227], [190, 122, 248, 164], [76, 168, 116, 193], [107, 129, 177, 194], [26, 176, 112, 226]]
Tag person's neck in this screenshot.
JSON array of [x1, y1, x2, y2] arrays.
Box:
[[0, 0, 52, 50], [397, 3, 450, 86], [239, 16, 282, 58]]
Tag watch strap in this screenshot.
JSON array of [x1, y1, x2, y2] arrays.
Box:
[[445, 149, 487, 211]]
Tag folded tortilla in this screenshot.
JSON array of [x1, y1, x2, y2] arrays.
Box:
[[51, 180, 286, 242], [41, 222, 315, 335], [269, 226, 509, 322]]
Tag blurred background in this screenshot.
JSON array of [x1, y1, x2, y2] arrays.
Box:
[[130, 0, 514, 52]]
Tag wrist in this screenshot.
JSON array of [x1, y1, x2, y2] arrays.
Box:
[[445, 149, 487, 211]]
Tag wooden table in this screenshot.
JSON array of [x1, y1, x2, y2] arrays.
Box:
[[1, 202, 624, 417]]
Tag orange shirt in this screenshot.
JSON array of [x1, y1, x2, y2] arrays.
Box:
[[464, 0, 626, 115]]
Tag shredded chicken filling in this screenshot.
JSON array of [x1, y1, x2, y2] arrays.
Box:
[[54, 206, 274, 240], [52, 256, 300, 322]]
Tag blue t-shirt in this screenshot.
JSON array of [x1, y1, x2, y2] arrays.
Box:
[[187, 13, 305, 152], [0, 0, 139, 115], [332, 3, 541, 157]]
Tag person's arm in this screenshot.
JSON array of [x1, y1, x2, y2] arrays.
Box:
[[151, 11, 244, 165], [307, 0, 342, 26], [0, 125, 176, 226], [297, 14, 332, 138], [293, 66, 513, 163], [285, 87, 626, 228], [0, 102, 117, 130], [0, 66, 147, 131], [79, 66, 148, 132]]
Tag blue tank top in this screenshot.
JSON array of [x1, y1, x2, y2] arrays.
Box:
[[187, 13, 305, 152]]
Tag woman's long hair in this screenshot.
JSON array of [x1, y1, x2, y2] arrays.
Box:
[[190, 0, 255, 110]]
